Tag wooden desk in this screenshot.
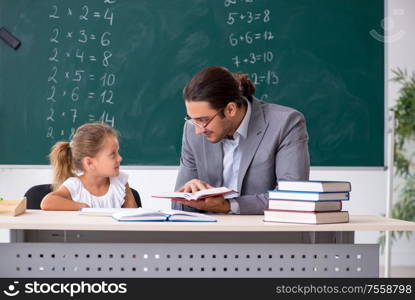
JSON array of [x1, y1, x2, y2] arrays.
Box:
[[1, 211, 414, 278], [1, 210, 414, 232]]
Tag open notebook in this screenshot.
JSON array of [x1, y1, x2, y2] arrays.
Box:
[[112, 208, 217, 222]]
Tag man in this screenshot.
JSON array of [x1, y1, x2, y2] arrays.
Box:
[[172, 66, 310, 214]]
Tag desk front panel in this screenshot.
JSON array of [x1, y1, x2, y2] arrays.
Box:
[[0, 243, 379, 278]]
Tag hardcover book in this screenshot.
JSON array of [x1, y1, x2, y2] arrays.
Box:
[[268, 199, 342, 212], [277, 180, 351, 192], [268, 190, 349, 201], [264, 210, 349, 224]]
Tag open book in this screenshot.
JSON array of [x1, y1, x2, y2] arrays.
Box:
[[152, 187, 238, 201], [112, 208, 217, 222]]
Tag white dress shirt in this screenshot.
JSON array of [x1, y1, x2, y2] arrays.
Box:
[[222, 100, 252, 214]]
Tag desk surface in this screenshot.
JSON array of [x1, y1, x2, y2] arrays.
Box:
[[1, 210, 415, 232]]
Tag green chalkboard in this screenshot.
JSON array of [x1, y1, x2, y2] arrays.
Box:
[[0, 0, 384, 166]]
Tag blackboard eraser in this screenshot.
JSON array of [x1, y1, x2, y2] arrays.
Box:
[[0, 27, 21, 49]]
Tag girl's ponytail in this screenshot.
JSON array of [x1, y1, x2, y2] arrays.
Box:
[[49, 141, 75, 191]]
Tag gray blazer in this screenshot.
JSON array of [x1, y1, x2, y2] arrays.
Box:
[[173, 97, 310, 214]]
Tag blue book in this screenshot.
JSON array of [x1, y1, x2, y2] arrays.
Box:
[[277, 180, 351, 192], [268, 190, 349, 201], [112, 208, 217, 222]]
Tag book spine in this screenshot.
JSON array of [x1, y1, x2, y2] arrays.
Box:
[[263, 219, 349, 225], [265, 209, 343, 213], [268, 192, 349, 201], [265, 209, 348, 213], [268, 191, 350, 195], [268, 199, 343, 203]]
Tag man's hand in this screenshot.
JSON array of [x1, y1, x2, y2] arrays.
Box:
[[177, 179, 213, 193], [172, 195, 231, 214]]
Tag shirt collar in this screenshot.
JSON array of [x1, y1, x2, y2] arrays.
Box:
[[233, 98, 251, 140]]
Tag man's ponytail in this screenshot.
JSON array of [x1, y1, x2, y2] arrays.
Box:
[[233, 73, 256, 99]]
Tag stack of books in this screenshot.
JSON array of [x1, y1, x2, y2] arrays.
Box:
[[264, 180, 351, 224]]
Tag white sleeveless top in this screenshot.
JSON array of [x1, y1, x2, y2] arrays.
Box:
[[62, 172, 128, 208]]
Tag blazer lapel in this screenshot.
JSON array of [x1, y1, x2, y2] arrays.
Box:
[[237, 98, 268, 192], [203, 137, 223, 187]]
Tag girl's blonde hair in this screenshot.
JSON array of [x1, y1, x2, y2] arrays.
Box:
[[49, 122, 118, 191]]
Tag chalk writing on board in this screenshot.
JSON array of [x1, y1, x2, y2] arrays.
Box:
[[225, 0, 254, 7], [226, 10, 271, 25], [224, 0, 279, 94], [228, 31, 274, 46], [231, 51, 274, 68], [46, 1, 116, 141]]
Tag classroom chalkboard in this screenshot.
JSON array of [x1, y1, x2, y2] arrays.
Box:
[[0, 0, 384, 166]]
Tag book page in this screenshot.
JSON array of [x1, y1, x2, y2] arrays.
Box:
[[192, 187, 235, 199], [112, 208, 168, 221], [162, 209, 217, 221], [117, 208, 166, 217], [152, 187, 237, 201], [151, 192, 193, 199]]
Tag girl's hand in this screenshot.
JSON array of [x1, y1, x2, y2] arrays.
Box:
[[122, 183, 138, 208]]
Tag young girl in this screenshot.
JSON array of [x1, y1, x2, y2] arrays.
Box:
[[41, 122, 138, 210]]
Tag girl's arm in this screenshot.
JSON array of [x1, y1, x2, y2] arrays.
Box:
[[40, 186, 89, 211], [122, 183, 138, 208]]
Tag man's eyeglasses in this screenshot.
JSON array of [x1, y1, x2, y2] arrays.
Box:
[[184, 109, 223, 129]]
